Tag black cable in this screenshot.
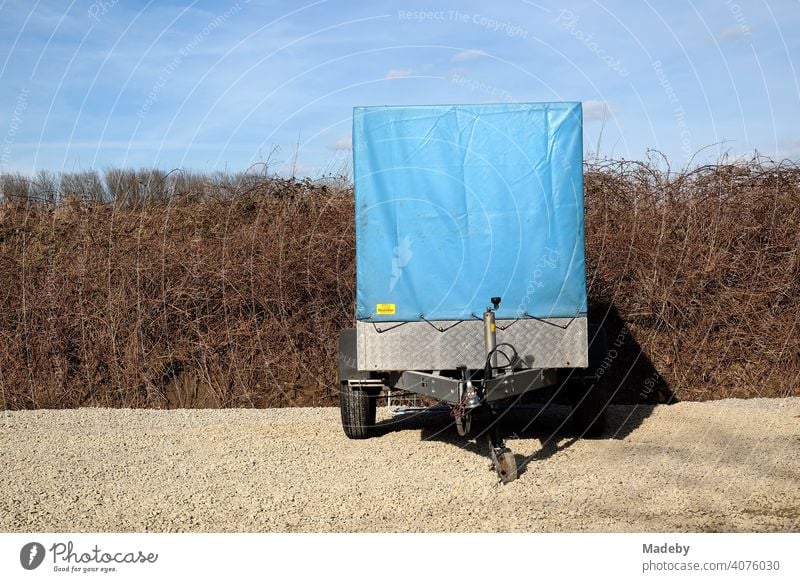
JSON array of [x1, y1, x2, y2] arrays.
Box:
[[480, 342, 519, 392]]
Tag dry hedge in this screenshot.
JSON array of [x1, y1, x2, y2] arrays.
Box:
[[0, 160, 797, 409]]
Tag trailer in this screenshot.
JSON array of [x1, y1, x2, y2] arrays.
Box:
[[338, 102, 608, 483]]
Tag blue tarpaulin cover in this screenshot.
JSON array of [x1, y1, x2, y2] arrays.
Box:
[[353, 102, 586, 321]]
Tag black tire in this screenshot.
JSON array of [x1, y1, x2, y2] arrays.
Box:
[[568, 380, 608, 438], [340, 381, 377, 439]]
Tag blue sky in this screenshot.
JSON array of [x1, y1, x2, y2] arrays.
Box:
[[1, 0, 798, 177]]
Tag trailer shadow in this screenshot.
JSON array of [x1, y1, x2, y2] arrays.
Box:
[[375, 403, 658, 477], [589, 301, 675, 406]]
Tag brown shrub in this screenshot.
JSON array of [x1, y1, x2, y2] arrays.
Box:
[[0, 171, 355, 408], [584, 157, 799, 400], [0, 159, 797, 409]]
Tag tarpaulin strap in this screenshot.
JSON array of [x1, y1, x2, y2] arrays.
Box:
[[418, 316, 466, 333], [471, 312, 573, 331], [370, 321, 409, 334], [495, 319, 519, 331], [521, 312, 578, 330]]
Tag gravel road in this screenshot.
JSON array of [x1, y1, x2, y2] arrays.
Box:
[[1, 399, 798, 532]]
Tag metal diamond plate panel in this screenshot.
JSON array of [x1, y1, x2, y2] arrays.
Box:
[[357, 317, 587, 371]]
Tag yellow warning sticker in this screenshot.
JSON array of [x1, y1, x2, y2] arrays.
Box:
[[376, 303, 396, 315], [490, 323, 496, 333]]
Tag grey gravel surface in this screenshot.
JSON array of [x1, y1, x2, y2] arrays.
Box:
[[1, 399, 798, 532]]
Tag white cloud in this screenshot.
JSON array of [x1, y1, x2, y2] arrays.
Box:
[[385, 68, 412, 79], [778, 138, 800, 159], [583, 100, 612, 122], [717, 25, 752, 41], [328, 135, 352, 151], [451, 49, 487, 63], [278, 161, 318, 178]]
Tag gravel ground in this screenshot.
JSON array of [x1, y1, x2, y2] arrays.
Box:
[[1, 399, 798, 532]]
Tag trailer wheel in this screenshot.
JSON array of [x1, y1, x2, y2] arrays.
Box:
[[568, 381, 608, 438], [340, 381, 377, 439]]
